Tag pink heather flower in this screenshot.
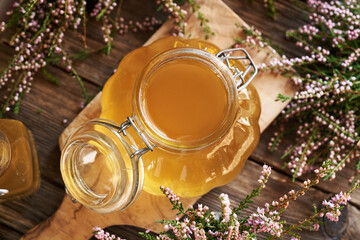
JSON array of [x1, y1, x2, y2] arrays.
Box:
[[262, 0, 360, 182], [193, 228, 206, 240], [332, 192, 351, 205], [322, 192, 351, 221], [312, 223, 320, 230], [93, 226, 124, 240], [157, 234, 172, 240], [257, 165, 271, 187], [246, 207, 283, 236], [220, 193, 232, 223], [194, 203, 209, 219], [161, 186, 181, 203], [0, 22, 5, 32]]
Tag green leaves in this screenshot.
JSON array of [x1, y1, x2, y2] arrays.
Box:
[[42, 68, 60, 86], [188, 0, 215, 40], [13, 94, 23, 115], [275, 93, 292, 103], [266, 0, 277, 20]]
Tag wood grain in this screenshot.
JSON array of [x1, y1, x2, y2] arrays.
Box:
[[0, 0, 358, 239], [223, 0, 309, 58], [251, 122, 360, 208], [1, 0, 165, 237], [22, 0, 297, 239]]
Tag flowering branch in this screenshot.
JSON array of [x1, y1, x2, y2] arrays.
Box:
[[233, 164, 271, 214], [156, 0, 188, 37], [248, 0, 277, 20], [236, 0, 360, 182], [0, 0, 214, 116], [93, 164, 359, 239], [188, 0, 214, 39]]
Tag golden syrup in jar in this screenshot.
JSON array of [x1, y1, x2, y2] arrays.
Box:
[[0, 119, 40, 201], [140, 85, 260, 197], [60, 37, 260, 212], [143, 59, 228, 142], [100, 37, 261, 198]]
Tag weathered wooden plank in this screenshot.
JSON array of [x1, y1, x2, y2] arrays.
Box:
[[89, 225, 150, 240], [22, 0, 297, 238], [60, 23, 153, 87], [1, 64, 100, 186], [0, 0, 358, 239], [54, 0, 167, 87], [235, 0, 360, 211], [202, 160, 360, 240], [342, 204, 360, 239], [250, 122, 360, 208], [223, 0, 308, 57], [85, 160, 360, 240], [0, 179, 64, 234], [0, 224, 23, 240]]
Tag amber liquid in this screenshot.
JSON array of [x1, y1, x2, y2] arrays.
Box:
[[0, 119, 40, 201], [143, 59, 228, 142], [100, 37, 261, 198]]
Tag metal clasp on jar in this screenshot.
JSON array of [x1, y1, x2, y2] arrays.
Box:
[[216, 48, 258, 92], [117, 116, 156, 159], [120, 48, 257, 158]]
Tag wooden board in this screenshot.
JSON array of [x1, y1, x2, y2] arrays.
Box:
[[22, 0, 296, 239]]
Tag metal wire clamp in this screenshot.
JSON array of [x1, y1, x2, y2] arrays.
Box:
[[117, 116, 156, 159], [216, 48, 258, 92], [111, 48, 258, 160]]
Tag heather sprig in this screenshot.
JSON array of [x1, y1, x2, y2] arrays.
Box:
[[233, 164, 271, 214], [234, 24, 282, 55], [276, 183, 358, 240], [156, 0, 214, 39], [236, 0, 360, 182], [248, 0, 277, 20], [264, 0, 277, 20], [93, 165, 358, 239], [156, 0, 188, 37], [90, 0, 163, 55], [0, 0, 85, 116], [188, 0, 214, 40], [0, 0, 212, 116], [93, 226, 124, 240]]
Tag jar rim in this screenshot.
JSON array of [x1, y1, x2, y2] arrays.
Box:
[[0, 129, 11, 177], [132, 48, 239, 151], [60, 119, 144, 213]]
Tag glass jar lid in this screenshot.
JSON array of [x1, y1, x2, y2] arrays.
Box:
[[60, 119, 147, 213]]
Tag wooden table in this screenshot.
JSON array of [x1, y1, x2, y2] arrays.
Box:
[[1, 1, 359, 239]]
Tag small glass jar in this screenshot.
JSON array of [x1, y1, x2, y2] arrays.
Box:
[[0, 119, 40, 201], [61, 37, 261, 213]]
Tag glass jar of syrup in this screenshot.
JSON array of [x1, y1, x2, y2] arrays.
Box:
[[0, 119, 40, 201], [60, 37, 261, 213]]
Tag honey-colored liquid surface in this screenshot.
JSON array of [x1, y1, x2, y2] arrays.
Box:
[[101, 36, 261, 198], [0, 119, 40, 201], [144, 60, 227, 142]]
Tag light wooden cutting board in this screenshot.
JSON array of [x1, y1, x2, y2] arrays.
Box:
[[22, 0, 296, 239]]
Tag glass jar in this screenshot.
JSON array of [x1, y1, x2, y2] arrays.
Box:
[[61, 37, 261, 213], [0, 119, 40, 201]]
